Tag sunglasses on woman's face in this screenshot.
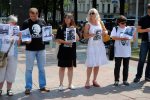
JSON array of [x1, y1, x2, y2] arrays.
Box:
[[90, 12, 95, 15], [120, 22, 126, 25]]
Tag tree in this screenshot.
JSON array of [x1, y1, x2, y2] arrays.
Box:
[[92, 0, 97, 8], [59, 0, 64, 23], [52, 0, 57, 27], [120, 0, 125, 15], [74, 0, 77, 24]]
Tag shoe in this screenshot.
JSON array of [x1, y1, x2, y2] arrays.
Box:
[[145, 78, 150, 82], [7, 89, 13, 96], [93, 81, 100, 87], [25, 89, 31, 95], [58, 85, 64, 91], [133, 78, 140, 83], [114, 81, 119, 86], [68, 85, 76, 90], [40, 87, 50, 92], [0, 89, 2, 96], [123, 81, 130, 86]]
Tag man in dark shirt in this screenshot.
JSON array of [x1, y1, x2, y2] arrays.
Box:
[[134, 4, 150, 83], [22, 8, 49, 95]]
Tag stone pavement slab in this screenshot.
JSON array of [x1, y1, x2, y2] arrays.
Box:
[[0, 44, 149, 100]]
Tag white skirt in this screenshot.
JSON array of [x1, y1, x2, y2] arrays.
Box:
[[85, 40, 108, 67]]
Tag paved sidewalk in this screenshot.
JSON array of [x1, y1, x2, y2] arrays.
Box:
[[0, 44, 150, 100]]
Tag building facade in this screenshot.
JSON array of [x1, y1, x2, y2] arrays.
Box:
[[63, 0, 120, 21]]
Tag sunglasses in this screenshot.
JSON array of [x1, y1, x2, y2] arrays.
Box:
[[148, 6, 150, 9], [90, 12, 95, 15]]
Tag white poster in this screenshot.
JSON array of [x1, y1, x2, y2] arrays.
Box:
[[120, 26, 135, 39], [0, 24, 10, 36], [42, 26, 52, 41], [65, 28, 76, 42], [21, 28, 31, 42]]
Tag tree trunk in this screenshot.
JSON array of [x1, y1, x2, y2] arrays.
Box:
[[92, 0, 97, 9], [74, 0, 77, 24], [52, 0, 57, 27], [43, 0, 49, 23], [60, 0, 64, 23], [120, 0, 125, 15]]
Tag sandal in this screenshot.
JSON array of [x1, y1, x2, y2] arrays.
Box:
[[7, 89, 13, 96], [0, 89, 2, 96]]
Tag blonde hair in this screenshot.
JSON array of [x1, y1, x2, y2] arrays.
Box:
[[7, 15, 18, 23], [86, 8, 101, 22]]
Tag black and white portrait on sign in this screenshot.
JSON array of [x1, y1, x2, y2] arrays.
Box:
[[93, 29, 102, 40], [42, 26, 52, 41], [21, 28, 31, 42], [65, 28, 76, 42], [10, 26, 20, 36], [0, 24, 10, 35], [31, 24, 42, 38], [121, 26, 135, 39]]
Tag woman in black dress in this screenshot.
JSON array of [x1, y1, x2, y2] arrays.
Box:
[[56, 13, 79, 91]]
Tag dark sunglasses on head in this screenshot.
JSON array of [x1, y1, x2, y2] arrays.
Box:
[[90, 12, 95, 15]]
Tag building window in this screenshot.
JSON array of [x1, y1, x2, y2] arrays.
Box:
[[113, 6, 117, 13], [102, 4, 105, 13], [87, 4, 89, 11], [83, 4, 85, 12], [108, 4, 110, 13]]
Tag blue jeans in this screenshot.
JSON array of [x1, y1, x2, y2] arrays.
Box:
[[136, 41, 150, 79], [25, 50, 46, 90]]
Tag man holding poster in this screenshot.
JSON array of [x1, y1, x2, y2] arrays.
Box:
[[21, 8, 49, 95]]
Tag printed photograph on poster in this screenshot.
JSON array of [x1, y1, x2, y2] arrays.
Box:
[[0, 24, 10, 35], [10, 25, 20, 36], [93, 29, 102, 40], [42, 26, 52, 41], [122, 26, 135, 39], [65, 28, 76, 42], [21, 28, 31, 42]]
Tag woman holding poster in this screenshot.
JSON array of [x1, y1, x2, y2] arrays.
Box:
[[110, 15, 134, 86], [0, 15, 21, 96], [56, 13, 79, 91], [83, 8, 108, 89]]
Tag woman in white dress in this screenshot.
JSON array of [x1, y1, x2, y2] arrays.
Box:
[[84, 8, 108, 89]]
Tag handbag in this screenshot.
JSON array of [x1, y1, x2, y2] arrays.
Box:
[[0, 40, 14, 68], [99, 21, 110, 42]]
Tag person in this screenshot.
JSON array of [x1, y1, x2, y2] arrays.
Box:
[[55, 13, 79, 91], [111, 15, 134, 86], [83, 8, 108, 89], [133, 4, 150, 83], [21, 8, 50, 95], [0, 15, 21, 96]]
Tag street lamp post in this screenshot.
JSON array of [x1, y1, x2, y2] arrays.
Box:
[[133, 0, 139, 48]]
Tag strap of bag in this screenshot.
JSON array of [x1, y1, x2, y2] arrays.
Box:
[[5, 39, 14, 57], [115, 26, 118, 33], [99, 21, 107, 32]]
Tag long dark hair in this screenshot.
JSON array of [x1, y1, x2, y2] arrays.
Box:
[[62, 13, 76, 27]]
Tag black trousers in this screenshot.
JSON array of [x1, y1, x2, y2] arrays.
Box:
[[114, 57, 130, 81]]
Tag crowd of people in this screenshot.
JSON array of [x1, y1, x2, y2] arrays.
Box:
[[0, 4, 150, 96]]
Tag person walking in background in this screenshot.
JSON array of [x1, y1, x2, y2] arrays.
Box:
[[55, 13, 79, 91], [21, 8, 49, 95], [111, 15, 133, 86], [0, 15, 21, 96], [83, 8, 108, 89], [133, 4, 150, 83]]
